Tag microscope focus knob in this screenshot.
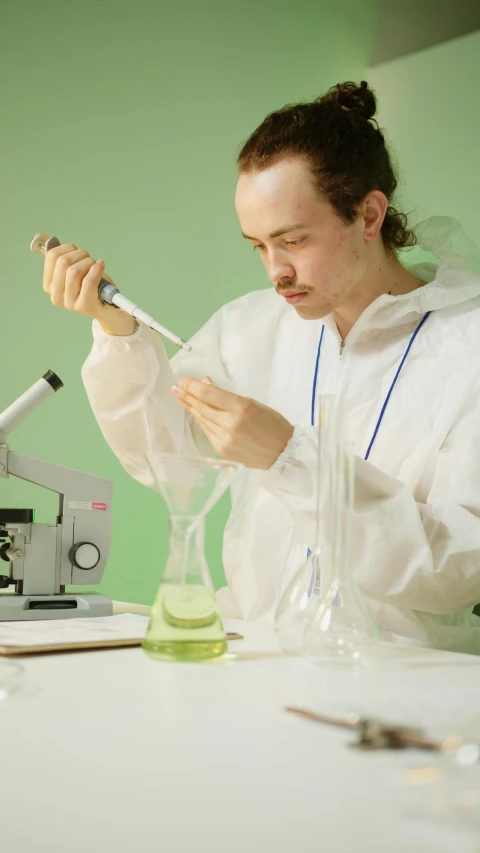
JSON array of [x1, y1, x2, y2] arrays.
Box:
[[69, 542, 101, 570]]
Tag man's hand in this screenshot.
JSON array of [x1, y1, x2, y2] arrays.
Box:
[[172, 377, 294, 470], [40, 236, 136, 337]]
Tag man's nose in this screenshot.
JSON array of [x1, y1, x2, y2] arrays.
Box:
[[265, 251, 295, 285]]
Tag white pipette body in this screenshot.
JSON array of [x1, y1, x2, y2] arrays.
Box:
[[99, 289, 191, 350]]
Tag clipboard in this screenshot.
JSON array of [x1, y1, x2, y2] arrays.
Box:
[[0, 614, 243, 656]]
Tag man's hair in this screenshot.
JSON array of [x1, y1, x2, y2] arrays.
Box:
[[237, 81, 416, 252]]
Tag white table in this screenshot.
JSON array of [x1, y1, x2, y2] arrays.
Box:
[[1, 606, 480, 853]]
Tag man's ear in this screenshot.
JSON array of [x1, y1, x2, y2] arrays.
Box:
[[363, 190, 388, 241]]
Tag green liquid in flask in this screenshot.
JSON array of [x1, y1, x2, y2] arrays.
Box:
[[143, 585, 227, 661], [143, 453, 242, 663]]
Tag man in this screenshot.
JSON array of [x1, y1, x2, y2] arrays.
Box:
[[42, 82, 480, 651]]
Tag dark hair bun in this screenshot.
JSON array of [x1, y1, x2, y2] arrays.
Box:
[[318, 80, 377, 121]]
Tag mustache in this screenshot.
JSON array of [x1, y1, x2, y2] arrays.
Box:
[[276, 285, 311, 295]]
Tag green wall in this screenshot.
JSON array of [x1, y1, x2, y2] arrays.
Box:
[[0, 0, 377, 604], [369, 29, 480, 266]]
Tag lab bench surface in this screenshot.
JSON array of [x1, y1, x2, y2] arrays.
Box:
[[1, 605, 480, 853]]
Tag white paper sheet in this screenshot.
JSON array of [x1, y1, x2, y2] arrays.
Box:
[[0, 613, 149, 649]]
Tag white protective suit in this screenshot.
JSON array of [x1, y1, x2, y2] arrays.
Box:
[[82, 217, 480, 653]]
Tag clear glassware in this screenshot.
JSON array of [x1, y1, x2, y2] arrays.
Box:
[[303, 442, 379, 668], [0, 661, 24, 702], [143, 453, 242, 662], [402, 717, 480, 832], [274, 396, 340, 655]]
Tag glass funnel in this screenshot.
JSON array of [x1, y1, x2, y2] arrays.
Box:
[[274, 396, 340, 655], [143, 454, 241, 662], [303, 443, 379, 669]]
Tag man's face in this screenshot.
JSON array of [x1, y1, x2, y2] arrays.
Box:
[[235, 157, 369, 320]]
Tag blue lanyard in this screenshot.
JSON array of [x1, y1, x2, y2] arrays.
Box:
[[310, 311, 432, 460], [306, 310, 432, 580]]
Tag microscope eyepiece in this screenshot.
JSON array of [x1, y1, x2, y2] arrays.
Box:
[[42, 371, 63, 392]]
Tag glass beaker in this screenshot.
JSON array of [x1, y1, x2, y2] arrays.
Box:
[[143, 453, 241, 662], [402, 716, 480, 833], [274, 396, 340, 655], [303, 443, 379, 668], [0, 661, 24, 702]]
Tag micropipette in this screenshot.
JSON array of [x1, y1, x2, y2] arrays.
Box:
[[30, 233, 192, 352]]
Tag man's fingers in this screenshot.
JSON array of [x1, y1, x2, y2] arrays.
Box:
[[187, 405, 241, 462], [43, 243, 78, 293], [177, 377, 237, 410], [74, 260, 107, 315], [172, 380, 252, 435], [178, 394, 226, 429], [192, 410, 223, 439], [48, 249, 91, 306], [183, 401, 225, 443], [64, 257, 98, 310], [172, 382, 222, 414], [183, 391, 223, 416]]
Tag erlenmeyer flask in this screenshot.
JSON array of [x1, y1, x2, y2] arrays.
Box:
[[274, 396, 340, 655], [143, 454, 242, 662], [303, 443, 379, 668]]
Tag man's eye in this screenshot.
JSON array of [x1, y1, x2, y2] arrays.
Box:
[[286, 239, 303, 246], [253, 244, 265, 252]]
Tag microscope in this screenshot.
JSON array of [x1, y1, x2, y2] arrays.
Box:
[[0, 371, 113, 620]]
